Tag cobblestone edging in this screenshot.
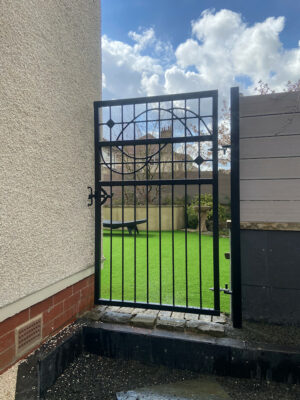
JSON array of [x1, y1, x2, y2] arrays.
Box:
[[84, 306, 227, 337]]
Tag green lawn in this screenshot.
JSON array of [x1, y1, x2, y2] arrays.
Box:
[[101, 230, 230, 313]]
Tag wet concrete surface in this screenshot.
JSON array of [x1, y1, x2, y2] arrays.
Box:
[[116, 377, 231, 399], [43, 353, 300, 400]]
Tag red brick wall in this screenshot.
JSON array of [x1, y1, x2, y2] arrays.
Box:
[[0, 274, 94, 374]]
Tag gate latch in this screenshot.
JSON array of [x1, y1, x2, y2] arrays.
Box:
[[210, 283, 232, 295], [88, 186, 113, 206]]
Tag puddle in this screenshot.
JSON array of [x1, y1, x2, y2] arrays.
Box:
[[117, 377, 231, 399]]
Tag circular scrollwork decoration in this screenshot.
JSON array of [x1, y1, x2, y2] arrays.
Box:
[[100, 106, 211, 175]]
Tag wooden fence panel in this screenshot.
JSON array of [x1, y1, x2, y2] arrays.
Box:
[[240, 92, 300, 223]]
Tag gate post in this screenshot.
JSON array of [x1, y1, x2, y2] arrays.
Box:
[[230, 87, 242, 328], [94, 101, 101, 304]]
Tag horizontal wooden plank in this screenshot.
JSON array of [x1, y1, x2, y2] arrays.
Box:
[[240, 135, 300, 159], [240, 92, 300, 118], [240, 157, 300, 180], [240, 180, 300, 201], [240, 221, 300, 231], [241, 200, 300, 223], [240, 113, 300, 138]]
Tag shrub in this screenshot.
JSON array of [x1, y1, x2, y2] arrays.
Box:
[[187, 212, 198, 229], [188, 194, 231, 231]]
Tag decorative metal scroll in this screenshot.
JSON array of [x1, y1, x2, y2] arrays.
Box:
[[99, 106, 212, 175]]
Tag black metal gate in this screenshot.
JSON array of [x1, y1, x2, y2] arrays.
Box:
[[93, 90, 222, 316]]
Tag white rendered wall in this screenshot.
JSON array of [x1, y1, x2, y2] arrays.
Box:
[[0, 1, 101, 309]]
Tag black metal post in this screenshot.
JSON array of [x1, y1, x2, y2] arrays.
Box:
[[146, 103, 149, 304], [121, 105, 125, 302], [197, 98, 202, 309], [230, 87, 242, 328], [212, 92, 220, 314], [94, 102, 100, 304], [171, 100, 175, 306]]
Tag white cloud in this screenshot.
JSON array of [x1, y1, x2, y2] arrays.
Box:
[[128, 28, 155, 52], [192, 9, 244, 47], [102, 73, 106, 88], [102, 9, 300, 100], [175, 39, 203, 69], [164, 66, 205, 94], [102, 34, 162, 99], [141, 73, 162, 96], [233, 17, 284, 81]]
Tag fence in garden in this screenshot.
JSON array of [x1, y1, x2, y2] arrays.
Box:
[[239, 91, 300, 324]]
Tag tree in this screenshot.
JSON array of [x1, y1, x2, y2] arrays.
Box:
[[255, 79, 300, 95], [183, 99, 231, 170], [122, 136, 160, 205], [201, 78, 300, 168]]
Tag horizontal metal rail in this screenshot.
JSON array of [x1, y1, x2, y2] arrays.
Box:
[[99, 178, 213, 186], [100, 159, 212, 166], [99, 115, 213, 125], [98, 135, 213, 147], [98, 299, 220, 316], [95, 89, 218, 107]]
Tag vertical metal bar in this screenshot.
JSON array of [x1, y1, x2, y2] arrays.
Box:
[[184, 99, 188, 308], [121, 105, 124, 302], [146, 103, 149, 303], [230, 87, 242, 328], [171, 101, 175, 306], [134, 104, 137, 303], [109, 106, 113, 301], [212, 93, 220, 312], [94, 102, 100, 303], [158, 103, 162, 304], [198, 98, 202, 308]]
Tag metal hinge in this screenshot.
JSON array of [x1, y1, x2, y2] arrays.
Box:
[[88, 186, 113, 207], [87, 186, 97, 207]]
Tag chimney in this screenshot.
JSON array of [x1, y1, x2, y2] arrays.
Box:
[[160, 126, 172, 138]]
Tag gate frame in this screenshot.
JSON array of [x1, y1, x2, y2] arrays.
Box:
[[93, 89, 241, 323]]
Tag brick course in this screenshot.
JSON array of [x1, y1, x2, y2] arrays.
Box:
[[0, 274, 94, 374]]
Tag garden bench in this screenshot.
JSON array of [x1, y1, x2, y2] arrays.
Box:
[[103, 219, 147, 235]]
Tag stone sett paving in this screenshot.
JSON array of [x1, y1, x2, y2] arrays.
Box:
[[85, 305, 227, 337]]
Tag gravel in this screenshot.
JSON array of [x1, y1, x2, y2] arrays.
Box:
[[226, 320, 300, 347], [218, 376, 300, 400], [43, 354, 198, 400], [43, 353, 300, 400]]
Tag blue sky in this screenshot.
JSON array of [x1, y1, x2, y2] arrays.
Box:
[[101, 0, 300, 100]]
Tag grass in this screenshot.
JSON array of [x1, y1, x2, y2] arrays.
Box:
[[101, 230, 230, 313]]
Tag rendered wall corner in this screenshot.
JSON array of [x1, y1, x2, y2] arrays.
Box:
[[0, 1, 101, 310]]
